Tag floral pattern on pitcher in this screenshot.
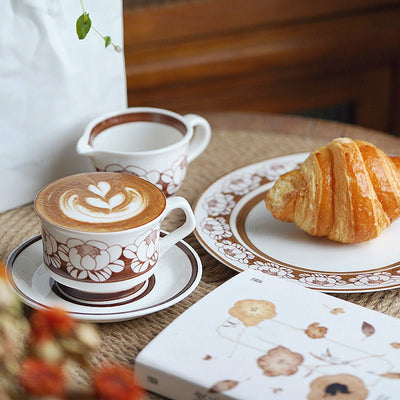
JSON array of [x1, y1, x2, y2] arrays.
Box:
[[41, 228, 160, 282], [102, 154, 187, 196]]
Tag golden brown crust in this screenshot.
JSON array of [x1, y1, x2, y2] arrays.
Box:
[[265, 138, 400, 243], [264, 170, 302, 222]]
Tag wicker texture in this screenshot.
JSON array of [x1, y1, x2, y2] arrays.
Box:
[[2, 112, 400, 398]]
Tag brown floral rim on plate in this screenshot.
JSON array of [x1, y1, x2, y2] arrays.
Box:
[[194, 153, 400, 293]]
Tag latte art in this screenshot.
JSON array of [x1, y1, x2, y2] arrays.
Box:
[[60, 183, 148, 224], [35, 173, 166, 232]]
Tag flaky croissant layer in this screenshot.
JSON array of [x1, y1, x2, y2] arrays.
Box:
[[265, 138, 400, 243]]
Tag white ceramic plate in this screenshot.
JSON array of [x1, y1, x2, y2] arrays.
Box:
[[6, 233, 202, 322], [194, 153, 400, 293]]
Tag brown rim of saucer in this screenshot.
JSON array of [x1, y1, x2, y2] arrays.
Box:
[[6, 233, 200, 315], [52, 278, 155, 308], [89, 112, 187, 146]]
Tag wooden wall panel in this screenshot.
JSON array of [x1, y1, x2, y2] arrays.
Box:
[[128, 66, 392, 131], [124, 0, 400, 46], [123, 0, 400, 134], [125, 9, 400, 88]]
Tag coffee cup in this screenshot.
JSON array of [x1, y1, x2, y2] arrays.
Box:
[[76, 107, 211, 197], [34, 172, 196, 305]]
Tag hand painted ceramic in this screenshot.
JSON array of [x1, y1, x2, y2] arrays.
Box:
[[194, 153, 400, 293], [76, 107, 211, 197], [6, 233, 202, 321], [34, 173, 196, 304]]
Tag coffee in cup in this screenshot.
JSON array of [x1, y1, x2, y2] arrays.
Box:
[[34, 172, 196, 305], [35, 172, 165, 233]]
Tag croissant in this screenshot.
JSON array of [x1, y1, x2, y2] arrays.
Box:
[[265, 138, 400, 243]]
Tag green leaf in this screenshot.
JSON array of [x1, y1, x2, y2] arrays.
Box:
[[76, 13, 92, 40], [104, 36, 112, 47]]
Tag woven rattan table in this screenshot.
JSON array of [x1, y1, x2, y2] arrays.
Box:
[[2, 112, 400, 398]]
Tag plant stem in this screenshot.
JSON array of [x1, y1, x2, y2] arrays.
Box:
[[91, 26, 105, 40], [79, 0, 86, 13]]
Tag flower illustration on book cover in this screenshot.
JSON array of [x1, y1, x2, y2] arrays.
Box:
[[229, 299, 277, 327], [209, 379, 239, 393], [305, 323, 328, 339], [307, 374, 368, 400], [197, 272, 400, 400], [257, 346, 304, 377]]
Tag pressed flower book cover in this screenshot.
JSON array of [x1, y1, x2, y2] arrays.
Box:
[[135, 270, 400, 400]]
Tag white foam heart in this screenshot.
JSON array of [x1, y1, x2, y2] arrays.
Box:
[[60, 187, 147, 223], [108, 193, 125, 209], [88, 181, 110, 198], [85, 198, 111, 210]]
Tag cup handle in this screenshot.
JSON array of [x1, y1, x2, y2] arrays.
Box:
[[159, 196, 196, 256], [184, 114, 211, 164]]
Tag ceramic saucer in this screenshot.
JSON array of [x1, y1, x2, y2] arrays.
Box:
[[6, 233, 202, 322]]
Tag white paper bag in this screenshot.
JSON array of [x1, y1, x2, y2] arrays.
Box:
[[0, 0, 127, 212]]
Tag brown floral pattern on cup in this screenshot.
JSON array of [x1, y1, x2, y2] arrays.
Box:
[[41, 228, 160, 283], [58, 239, 124, 282], [123, 229, 159, 273], [102, 154, 187, 196], [42, 229, 62, 269]]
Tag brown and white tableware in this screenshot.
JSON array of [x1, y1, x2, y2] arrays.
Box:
[[34, 172, 196, 305], [6, 233, 202, 322], [76, 107, 211, 197]]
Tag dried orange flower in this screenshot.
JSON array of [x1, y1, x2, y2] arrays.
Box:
[[93, 364, 145, 400], [0, 275, 18, 310], [18, 357, 66, 397], [0, 261, 7, 280], [0, 261, 16, 310], [30, 307, 76, 343], [229, 299, 276, 327]]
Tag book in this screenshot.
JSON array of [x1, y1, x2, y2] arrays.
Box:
[[135, 270, 400, 400]]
